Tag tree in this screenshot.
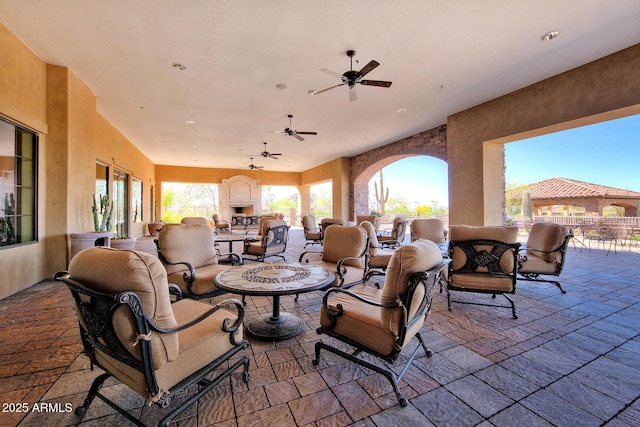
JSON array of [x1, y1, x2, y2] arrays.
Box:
[[415, 204, 432, 217]]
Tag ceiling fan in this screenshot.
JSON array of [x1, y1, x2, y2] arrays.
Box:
[[247, 157, 264, 170], [260, 142, 281, 159], [310, 50, 392, 101], [283, 114, 317, 141]]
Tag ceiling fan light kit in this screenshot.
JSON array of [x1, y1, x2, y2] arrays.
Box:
[[248, 157, 264, 170], [312, 50, 392, 101], [261, 142, 281, 159], [282, 114, 318, 141]]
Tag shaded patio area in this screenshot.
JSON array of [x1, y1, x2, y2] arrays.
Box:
[[1, 228, 639, 426]]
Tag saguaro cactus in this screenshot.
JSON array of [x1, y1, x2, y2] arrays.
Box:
[[374, 171, 389, 215], [92, 193, 114, 232], [522, 191, 532, 218], [3, 192, 16, 244]]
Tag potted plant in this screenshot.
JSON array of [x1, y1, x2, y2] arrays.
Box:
[[147, 199, 163, 236], [111, 233, 137, 250]]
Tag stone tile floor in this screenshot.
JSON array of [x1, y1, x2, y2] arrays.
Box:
[[1, 228, 639, 426]]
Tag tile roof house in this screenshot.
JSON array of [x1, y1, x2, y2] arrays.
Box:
[[527, 177, 640, 216]]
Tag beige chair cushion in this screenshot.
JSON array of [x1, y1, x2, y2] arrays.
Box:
[[381, 240, 443, 335], [68, 247, 179, 370], [518, 255, 559, 274], [302, 215, 319, 233], [410, 218, 446, 243], [322, 225, 367, 268], [356, 215, 381, 231], [320, 284, 397, 355], [449, 225, 518, 273], [359, 221, 380, 250], [360, 220, 393, 268], [320, 218, 346, 228], [96, 298, 241, 401], [309, 260, 366, 287], [181, 217, 209, 226], [157, 224, 218, 275], [166, 263, 229, 295], [524, 223, 567, 263], [448, 225, 519, 291], [263, 219, 287, 243]]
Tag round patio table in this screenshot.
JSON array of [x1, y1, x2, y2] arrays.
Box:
[[214, 262, 334, 340]]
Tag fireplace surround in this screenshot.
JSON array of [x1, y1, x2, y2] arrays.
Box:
[[219, 175, 261, 221]]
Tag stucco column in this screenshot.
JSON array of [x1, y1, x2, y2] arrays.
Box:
[[298, 185, 311, 224], [447, 44, 640, 226]]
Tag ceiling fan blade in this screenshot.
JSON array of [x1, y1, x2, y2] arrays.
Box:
[[360, 79, 392, 88], [357, 60, 380, 77], [349, 85, 357, 102], [296, 131, 317, 135], [320, 68, 343, 78], [293, 134, 305, 141], [311, 83, 345, 95]]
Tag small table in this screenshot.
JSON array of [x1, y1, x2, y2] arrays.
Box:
[[214, 263, 334, 340], [215, 233, 248, 253], [215, 233, 248, 264]]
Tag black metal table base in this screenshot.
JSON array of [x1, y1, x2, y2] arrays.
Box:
[[245, 312, 305, 341]]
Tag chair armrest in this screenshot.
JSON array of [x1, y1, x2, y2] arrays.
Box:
[[335, 255, 367, 280], [139, 296, 245, 336], [299, 250, 322, 263], [322, 287, 397, 317], [218, 252, 242, 265], [168, 284, 183, 301], [379, 239, 401, 248], [157, 249, 196, 282]]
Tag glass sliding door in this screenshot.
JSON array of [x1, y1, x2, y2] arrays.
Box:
[[112, 168, 129, 237]]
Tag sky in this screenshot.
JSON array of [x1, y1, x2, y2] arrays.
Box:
[[505, 114, 640, 192], [376, 113, 640, 207]]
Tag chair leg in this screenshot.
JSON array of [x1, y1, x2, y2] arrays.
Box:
[[313, 337, 429, 407], [74, 372, 111, 419], [503, 294, 517, 319], [158, 356, 250, 427]]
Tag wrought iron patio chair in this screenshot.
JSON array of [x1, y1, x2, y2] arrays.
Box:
[[242, 219, 289, 262], [313, 239, 450, 406], [518, 222, 573, 293], [447, 225, 521, 318], [54, 247, 249, 427]]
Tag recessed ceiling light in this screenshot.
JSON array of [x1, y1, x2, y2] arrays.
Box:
[[540, 30, 560, 41], [172, 62, 186, 70], [276, 84, 288, 90]]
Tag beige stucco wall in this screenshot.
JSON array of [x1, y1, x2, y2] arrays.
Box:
[[0, 23, 49, 298], [156, 158, 351, 220], [1, 23, 156, 299], [448, 44, 640, 226], [301, 158, 351, 219]]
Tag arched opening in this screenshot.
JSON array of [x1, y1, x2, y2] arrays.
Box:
[[355, 155, 449, 229]]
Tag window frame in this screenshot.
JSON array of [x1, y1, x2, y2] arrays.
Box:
[[0, 117, 38, 249]]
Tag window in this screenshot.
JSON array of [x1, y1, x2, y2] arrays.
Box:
[[112, 168, 129, 237], [0, 117, 38, 247], [95, 162, 109, 198], [132, 178, 143, 223]]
